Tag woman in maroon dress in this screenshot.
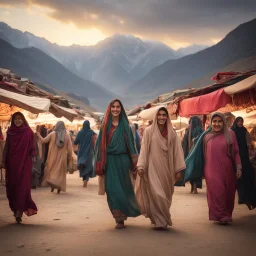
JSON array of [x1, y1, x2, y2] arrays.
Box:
[[1, 112, 38, 223]]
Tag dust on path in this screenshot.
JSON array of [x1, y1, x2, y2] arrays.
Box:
[[0, 173, 255, 256]]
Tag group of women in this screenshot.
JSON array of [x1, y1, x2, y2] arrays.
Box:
[[1, 99, 256, 228]]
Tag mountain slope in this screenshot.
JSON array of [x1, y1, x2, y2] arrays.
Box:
[[129, 18, 256, 101], [0, 23, 179, 93], [177, 44, 209, 56], [0, 39, 114, 110]]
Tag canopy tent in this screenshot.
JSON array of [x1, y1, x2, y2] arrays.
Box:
[[224, 74, 256, 95], [23, 112, 97, 132], [178, 88, 232, 117], [232, 109, 256, 128], [49, 103, 78, 122], [0, 88, 50, 114], [138, 105, 166, 120]]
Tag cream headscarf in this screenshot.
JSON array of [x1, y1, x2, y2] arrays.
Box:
[[54, 121, 66, 148]]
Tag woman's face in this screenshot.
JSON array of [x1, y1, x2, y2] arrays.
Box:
[[211, 116, 224, 132], [13, 115, 24, 127], [236, 118, 244, 128], [157, 110, 168, 125], [111, 101, 121, 117]]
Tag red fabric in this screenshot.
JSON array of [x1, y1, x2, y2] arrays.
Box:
[[212, 72, 239, 81], [178, 88, 232, 117], [107, 124, 117, 145], [161, 126, 168, 138], [5, 116, 37, 216]]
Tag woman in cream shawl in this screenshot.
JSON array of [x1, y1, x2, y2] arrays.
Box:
[[135, 107, 186, 229], [37, 121, 73, 193]]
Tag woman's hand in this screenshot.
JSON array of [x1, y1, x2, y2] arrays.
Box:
[[175, 172, 182, 182], [236, 169, 242, 179], [137, 168, 145, 177]]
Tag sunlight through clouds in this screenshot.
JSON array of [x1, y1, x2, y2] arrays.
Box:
[[0, 3, 106, 46]]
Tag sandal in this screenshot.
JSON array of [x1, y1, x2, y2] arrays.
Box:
[[16, 217, 22, 224], [115, 221, 125, 229]]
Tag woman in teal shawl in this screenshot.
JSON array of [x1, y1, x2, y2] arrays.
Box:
[[94, 99, 140, 229], [182, 116, 204, 193], [74, 120, 96, 187], [184, 112, 242, 224]]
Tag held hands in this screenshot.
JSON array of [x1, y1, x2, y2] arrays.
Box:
[[236, 169, 242, 179], [137, 168, 145, 177]]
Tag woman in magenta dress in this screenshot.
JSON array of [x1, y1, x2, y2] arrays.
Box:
[[1, 112, 38, 223], [184, 112, 242, 224]]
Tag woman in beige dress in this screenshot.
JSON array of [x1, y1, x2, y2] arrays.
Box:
[[135, 107, 186, 229], [37, 121, 72, 193]]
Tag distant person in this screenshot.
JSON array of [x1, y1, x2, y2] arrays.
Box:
[[37, 121, 73, 193], [135, 107, 185, 229], [231, 117, 256, 210], [74, 120, 97, 187], [184, 112, 242, 224], [1, 112, 37, 223], [94, 99, 140, 229], [182, 116, 204, 194]]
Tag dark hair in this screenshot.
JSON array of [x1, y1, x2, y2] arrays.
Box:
[[110, 99, 122, 108], [236, 117, 244, 123], [157, 107, 168, 116], [11, 112, 28, 127], [134, 123, 139, 130]]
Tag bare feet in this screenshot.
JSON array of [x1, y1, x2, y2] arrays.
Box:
[[83, 180, 88, 188]]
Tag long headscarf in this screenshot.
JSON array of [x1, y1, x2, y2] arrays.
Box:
[[6, 112, 36, 157], [182, 112, 234, 185], [7, 112, 29, 135], [231, 117, 247, 148], [94, 99, 134, 175], [209, 112, 232, 146], [182, 116, 204, 158], [54, 121, 66, 148]]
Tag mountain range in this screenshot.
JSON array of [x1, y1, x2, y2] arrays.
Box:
[[0, 22, 207, 94], [0, 38, 114, 110], [128, 18, 256, 104], [0, 18, 256, 110]]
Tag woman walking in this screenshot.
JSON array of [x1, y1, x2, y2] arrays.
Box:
[[1, 112, 37, 223], [182, 116, 204, 194], [74, 120, 97, 187], [37, 121, 73, 193], [231, 117, 256, 210], [184, 112, 242, 224], [94, 99, 140, 229], [135, 107, 185, 229]]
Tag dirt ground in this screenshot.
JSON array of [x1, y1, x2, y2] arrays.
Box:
[[0, 173, 256, 256]]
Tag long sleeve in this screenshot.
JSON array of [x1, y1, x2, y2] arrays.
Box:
[[173, 135, 186, 173], [137, 127, 150, 172], [66, 133, 73, 169], [231, 131, 242, 169], [74, 132, 80, 145], [39, 132, 53, 144], [2, 135, 10, 166]]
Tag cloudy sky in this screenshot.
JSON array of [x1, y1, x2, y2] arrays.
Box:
[[0, 0, 256, 49]]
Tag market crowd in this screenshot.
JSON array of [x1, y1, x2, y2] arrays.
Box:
[[1, 99, 256, 228]]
